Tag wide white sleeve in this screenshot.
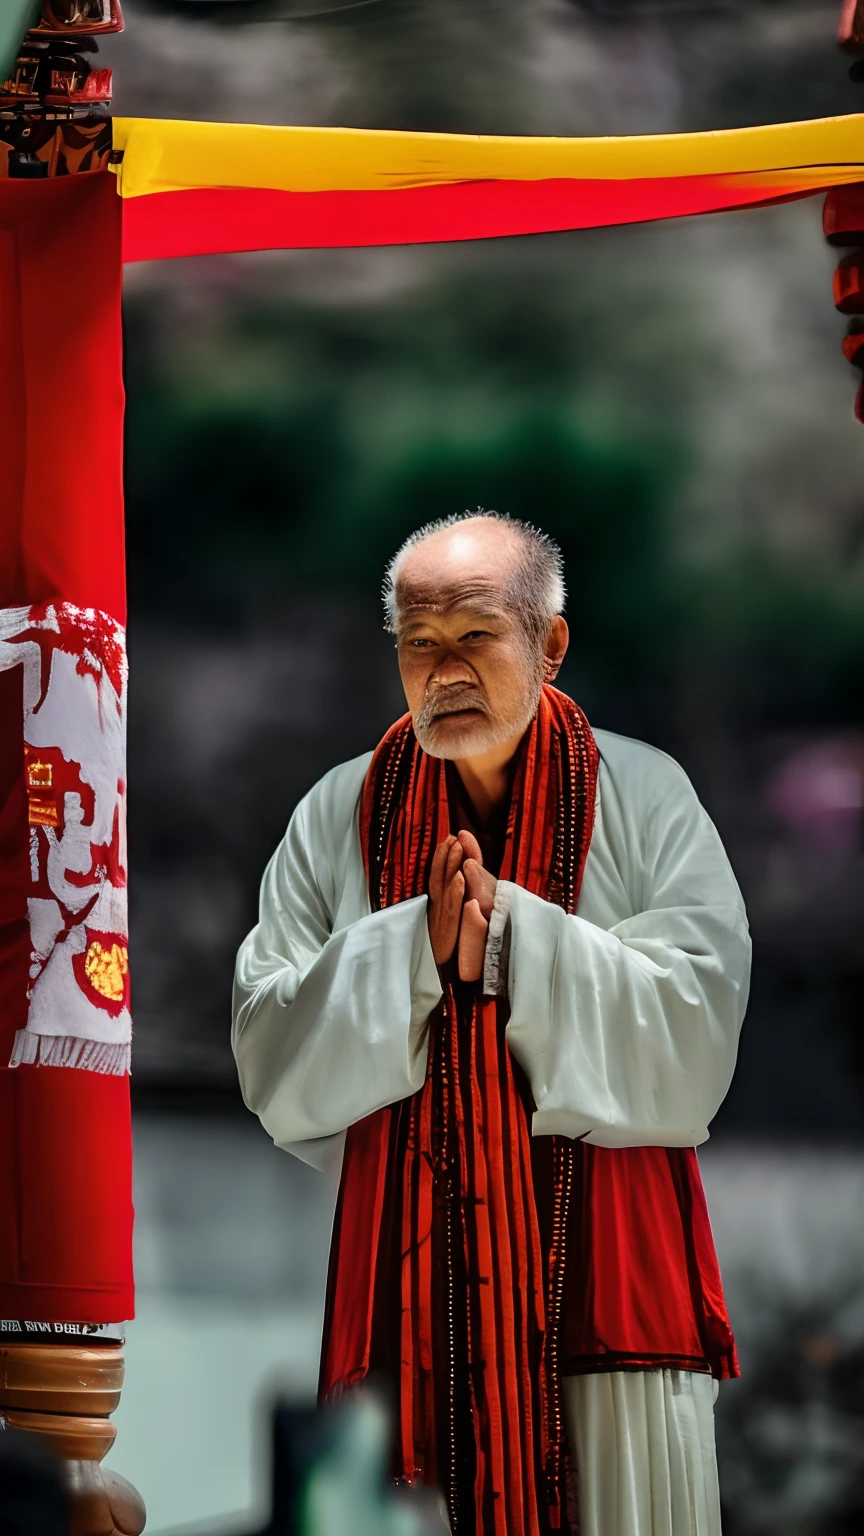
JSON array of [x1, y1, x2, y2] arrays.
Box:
[[499, 773, 751, 1148], [232, 789, 442, 1171]]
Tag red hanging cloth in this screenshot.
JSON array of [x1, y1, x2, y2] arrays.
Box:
[[0, 170, 133, 1325]]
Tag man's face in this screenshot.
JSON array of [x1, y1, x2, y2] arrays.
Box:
[[395, 579, 544, 760]]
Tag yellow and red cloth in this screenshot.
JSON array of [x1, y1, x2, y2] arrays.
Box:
[[112, 112, 864, 261]]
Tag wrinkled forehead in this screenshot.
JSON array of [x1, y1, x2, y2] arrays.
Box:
[[393, 574, 515, 630]]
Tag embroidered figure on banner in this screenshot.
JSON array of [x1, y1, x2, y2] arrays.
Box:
[[0, 601, 130, 1076]]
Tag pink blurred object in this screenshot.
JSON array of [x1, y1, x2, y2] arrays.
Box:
[[839, 0, 864, 52], [765, 737, 864, 851]]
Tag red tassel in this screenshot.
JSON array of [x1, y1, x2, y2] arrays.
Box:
[[824, 184, 864, 246], [833, 249, 864, 313], [841, 329, 864, 365], [824, 186, 864, 420]]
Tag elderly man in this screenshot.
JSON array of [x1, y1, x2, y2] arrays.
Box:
[[233, 512, 751, 1536]]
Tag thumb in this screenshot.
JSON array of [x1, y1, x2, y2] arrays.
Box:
[[458, 899, 488, 982], [456, 828, 484, 866]]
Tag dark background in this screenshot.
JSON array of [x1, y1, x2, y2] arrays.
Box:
[[98, 3, 864, 1531]]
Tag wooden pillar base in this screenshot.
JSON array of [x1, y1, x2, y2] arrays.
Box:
[[0, 1343, 145, 1533], [0, 1406, 117, 1461], [0, 1342, 124, 1420]]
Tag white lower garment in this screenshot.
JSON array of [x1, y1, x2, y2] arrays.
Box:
[[564, 1370, 722, 1536]]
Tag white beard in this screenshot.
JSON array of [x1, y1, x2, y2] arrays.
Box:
[[413, 674, 542, 761]]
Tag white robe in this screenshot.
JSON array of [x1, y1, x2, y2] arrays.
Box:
[[232, 727, 751, 1535]]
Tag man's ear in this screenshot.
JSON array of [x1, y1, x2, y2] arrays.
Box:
[[542, 616, 569, 683]]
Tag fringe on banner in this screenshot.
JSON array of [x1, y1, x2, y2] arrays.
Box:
[[8, 1031, 131, 1076]]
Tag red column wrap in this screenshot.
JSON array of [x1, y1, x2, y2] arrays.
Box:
[[0, 171, 132, 1324]]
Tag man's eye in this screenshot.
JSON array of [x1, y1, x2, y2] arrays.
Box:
[[460, 631, 490, 642], [409, 638, 435, 648]]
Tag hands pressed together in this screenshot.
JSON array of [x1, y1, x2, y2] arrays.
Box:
[[427, 830, 498, 983]]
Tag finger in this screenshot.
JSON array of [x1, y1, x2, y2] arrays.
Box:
[[429, 836, 456, 905], [445, 837, 465, 884], [464, 859, 496, 921], [456, 899, 483, 982], [438, 870, 465, 964], [427, 866, 461, 958], [458, 899, 488, 982], [456, 828, 484, 866], [444, 869, 465, 924]]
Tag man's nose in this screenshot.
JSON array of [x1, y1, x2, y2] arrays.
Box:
[[430, 652, 474, 687]]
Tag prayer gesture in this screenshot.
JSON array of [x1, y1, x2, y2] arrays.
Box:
[[427, 830, 498, 983], [428, 835, 465, 967]]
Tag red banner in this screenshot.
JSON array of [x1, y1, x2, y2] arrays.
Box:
[[0, 171, 133, 1324]]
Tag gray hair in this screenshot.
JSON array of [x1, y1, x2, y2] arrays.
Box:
[[383, 509, 566, 648]]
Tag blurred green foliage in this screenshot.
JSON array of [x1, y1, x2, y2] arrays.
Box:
[[124, 292, 684, 706], [688, 545, 864, 726], [124, 262, 864, 729]]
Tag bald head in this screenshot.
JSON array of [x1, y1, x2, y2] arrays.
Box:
[[384, 511, 566, 646]]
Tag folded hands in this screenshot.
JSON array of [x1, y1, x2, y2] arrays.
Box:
[[427, 830, 497, 983]]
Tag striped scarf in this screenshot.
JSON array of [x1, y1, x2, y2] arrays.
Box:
[[320, 686, 597, 1534]]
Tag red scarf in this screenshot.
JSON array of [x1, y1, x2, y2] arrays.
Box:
[[320, 687, 737, 1535]]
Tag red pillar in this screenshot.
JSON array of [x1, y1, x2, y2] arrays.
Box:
[[0, 174, 136, 1531]]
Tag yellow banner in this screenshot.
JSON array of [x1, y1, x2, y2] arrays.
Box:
[[111, 114, 864, 199]]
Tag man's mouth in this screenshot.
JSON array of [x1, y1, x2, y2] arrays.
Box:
[[416, 690, 490, 733]]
